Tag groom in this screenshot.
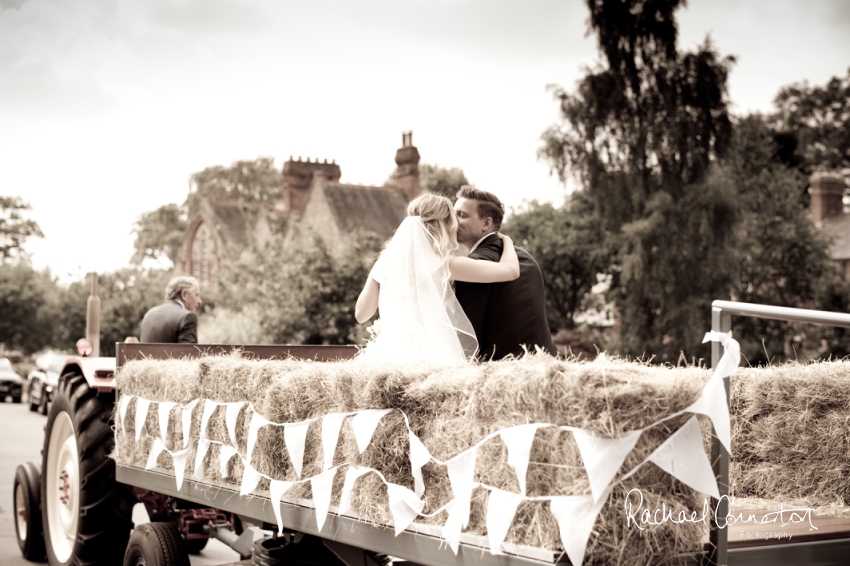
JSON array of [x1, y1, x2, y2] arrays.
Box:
[[453, 186, 557, 360]]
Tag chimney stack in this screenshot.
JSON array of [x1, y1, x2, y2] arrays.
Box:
[[281, 157, 341, 214], [810, 172, 847, 224], [394, 131, 421, 201]]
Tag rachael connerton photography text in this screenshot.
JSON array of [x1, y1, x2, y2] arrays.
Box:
[[624, 488, 818, 531]]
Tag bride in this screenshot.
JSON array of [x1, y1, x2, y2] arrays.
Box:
[[355, 193, 519, 365]]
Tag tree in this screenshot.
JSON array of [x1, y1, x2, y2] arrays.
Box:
[[419, 164, 469, 200], [0, 196, 43, 262], [540, 0, 736, 360], [770, 68, 850, 181], [0, 262, 59, 354], [722, 115, 848, 363], [48, 268, 173, 356], [186, 157, 282, 219], [97, 268, 173, 356], [130, 204, 188, 266], [502, 194, 607, 330], [386, 163, 469, 200], [218, 230, 382, 345]]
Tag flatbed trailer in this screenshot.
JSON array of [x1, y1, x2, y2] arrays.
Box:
[[114, 343, 570, 566], [11, 301, 850, 566]]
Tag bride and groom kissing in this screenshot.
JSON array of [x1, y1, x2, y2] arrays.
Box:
[[355, 185, 557, 365]]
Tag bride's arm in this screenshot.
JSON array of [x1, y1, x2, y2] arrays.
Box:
[[355, 278, 380, 323], [448, 234, 520, 283]]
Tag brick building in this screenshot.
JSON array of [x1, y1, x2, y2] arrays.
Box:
[[809, 171, 850, 277], [176, 133, 420, 291]]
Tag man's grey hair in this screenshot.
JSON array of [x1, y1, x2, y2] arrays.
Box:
[[165, 276, 199, 302]]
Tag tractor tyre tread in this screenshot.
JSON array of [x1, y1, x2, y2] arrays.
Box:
[[42, 371, 135, 566], [124, 522, 190, 566]]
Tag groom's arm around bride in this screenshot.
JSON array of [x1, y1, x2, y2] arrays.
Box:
[[453, 186, 557, 360]]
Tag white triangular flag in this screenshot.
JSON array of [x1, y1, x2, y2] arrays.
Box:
[[239, 462, 263, 496], [219, 445, 238, 478], [181, 399, 199, 449], [445, 449, 477, 528], [351, 409, 392, 453], [572, 428, 642, 503], [321, 413, 346, 472], [338, 465, 371, 516], [134, 398, 151, 442], [157, 402, 177, 442], [685, 375, 731, 454], [485, 489, 523, 555], [225, 402, 244, 449], [441, 499, 464, 555], [200, 400, 217, 441], [145, 438, 165, 470], [270, 480, 295, 535], [284, 420, 312, 478], [550, 488, 610, 566], [172, 448, 190, 492], [311, 467, 338, 532], [194, 438, 211, 480], [386, 483, 425, 536], [245, 410, 269, 466], [409, 431, 431, 497], [500, 424, 543, 495], [702, 331, 741, 380], [648, 416, 720, 499], [118, 394, 132, 432]]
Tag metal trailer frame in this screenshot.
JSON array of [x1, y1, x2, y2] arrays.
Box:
[[709, 300, 850, 566]]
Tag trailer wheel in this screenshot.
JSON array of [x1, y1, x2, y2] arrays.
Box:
[[42, 371, 136, 566], [14, 462, 46, 561], [124, 523, 190, 566]]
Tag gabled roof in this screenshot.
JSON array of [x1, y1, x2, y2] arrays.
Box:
[[821, 213, 850, 261], [204, 198, 288, 256], [322, 183, 408, 240]]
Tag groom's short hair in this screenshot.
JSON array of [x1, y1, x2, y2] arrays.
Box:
[[456, 185, 504, 230]]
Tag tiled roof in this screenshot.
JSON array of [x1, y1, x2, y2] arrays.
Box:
[[206, 199, 288, 255], [323, 183, 408, 240], [821, 213, 850, 260]]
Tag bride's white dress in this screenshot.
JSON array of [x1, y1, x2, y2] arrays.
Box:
[[359, 216, 478, 365]]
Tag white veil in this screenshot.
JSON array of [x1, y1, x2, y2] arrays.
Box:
[[359, 216, 478, 365]]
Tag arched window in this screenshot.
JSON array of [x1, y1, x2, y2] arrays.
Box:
[[191, 223, 216, 286]]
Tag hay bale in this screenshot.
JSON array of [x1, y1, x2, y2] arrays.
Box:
[[115, 353, 724, 565], [730, 361, 850, 508]]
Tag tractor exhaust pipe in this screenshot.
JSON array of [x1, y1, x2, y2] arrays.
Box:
[[85, 272, 100, 358]]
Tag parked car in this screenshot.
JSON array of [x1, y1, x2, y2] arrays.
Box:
[[27, 353, 70, 415], [0, 357, 23, 403]]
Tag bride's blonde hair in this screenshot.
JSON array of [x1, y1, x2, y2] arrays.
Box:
[[406, 193, 458, 290]]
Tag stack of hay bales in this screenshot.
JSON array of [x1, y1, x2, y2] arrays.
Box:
[[116, 354, 720, 565], [730, 362, 850, 509]]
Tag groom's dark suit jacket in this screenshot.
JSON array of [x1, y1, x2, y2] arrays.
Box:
[[455, 233, 557, 360]]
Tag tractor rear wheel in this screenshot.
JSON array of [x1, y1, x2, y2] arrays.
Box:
[[42, 371, 136, 565]]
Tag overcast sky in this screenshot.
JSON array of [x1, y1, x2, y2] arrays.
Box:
[[2, 0, 849, 281]]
